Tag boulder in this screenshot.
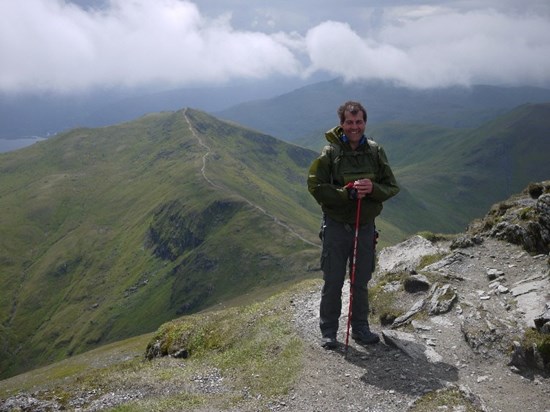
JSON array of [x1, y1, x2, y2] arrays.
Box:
[[428, 283, 457, 316], [382, 330, 443, 363], [377, 235, 447, 274], [468, 182, 550, 255]]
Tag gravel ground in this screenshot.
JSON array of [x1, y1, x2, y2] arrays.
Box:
[[270, 238, 550, 412]]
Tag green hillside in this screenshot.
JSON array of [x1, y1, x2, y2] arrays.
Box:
[[374, 103, 550, 234], [0, 109, 335, 379]]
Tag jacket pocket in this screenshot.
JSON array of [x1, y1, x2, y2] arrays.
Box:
[[320, 249, 330, 280]]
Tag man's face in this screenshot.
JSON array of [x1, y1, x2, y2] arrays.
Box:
[[341, 110, 366, 145]]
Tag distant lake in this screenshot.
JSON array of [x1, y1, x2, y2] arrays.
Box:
[[0, 137, 47, 153]]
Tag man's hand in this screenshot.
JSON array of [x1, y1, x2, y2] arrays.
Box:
[[353, 179, 373, 198]]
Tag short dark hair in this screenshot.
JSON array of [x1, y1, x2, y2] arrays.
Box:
[[337, 101, 367, 124]]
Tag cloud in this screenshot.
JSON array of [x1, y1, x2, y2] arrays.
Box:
[[1, 0, 550, 94], [0, 0, 302, 93], [304, 8, 550, 88]]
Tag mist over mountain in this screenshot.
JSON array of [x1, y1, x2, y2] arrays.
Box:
[[2, 78, 550, 149], [0, 75, 328, 142]]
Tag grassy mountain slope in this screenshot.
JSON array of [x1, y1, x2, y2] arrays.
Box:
[[0, 109, 330, 379], [0, 281, 314, 410], [377, 103, 550, 234]]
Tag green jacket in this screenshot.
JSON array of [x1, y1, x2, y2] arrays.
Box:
[[307, 126, 400, 224]]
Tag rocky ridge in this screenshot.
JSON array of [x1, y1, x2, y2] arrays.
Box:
[[282, 181, 550, 412]]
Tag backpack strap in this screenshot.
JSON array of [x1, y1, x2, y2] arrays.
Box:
[[326, 138, 380, 182], [325, 143, 342, 184], [366, 138, 380, 171], [366, 138, 379, 154]]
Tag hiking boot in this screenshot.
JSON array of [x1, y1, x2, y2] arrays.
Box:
[[352, 329, 380, 345], [321, 336, 338, 349]]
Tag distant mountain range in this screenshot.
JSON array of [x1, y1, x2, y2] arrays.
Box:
[[0, 76, 324, 141], [1, 81, 549, 379], [215, 79, 550, 145], [215, 78, 550, 233]]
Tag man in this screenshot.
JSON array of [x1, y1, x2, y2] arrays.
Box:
[[307, 101, 399, 349]]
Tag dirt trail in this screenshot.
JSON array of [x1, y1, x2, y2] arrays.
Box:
[[182, 109, 319, 248]]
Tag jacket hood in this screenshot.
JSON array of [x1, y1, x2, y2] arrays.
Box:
[[325, 125, 344, 146]]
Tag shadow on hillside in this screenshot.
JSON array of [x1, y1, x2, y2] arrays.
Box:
[[340, 343, 459, 395]]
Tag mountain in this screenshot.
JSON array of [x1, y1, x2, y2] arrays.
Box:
[[1, 182, 548, 411], [1, 102, 549, 379], [215, 79, 550, 144], [0, 108, 328, 379]]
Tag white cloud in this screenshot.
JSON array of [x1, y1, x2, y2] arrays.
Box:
[[304, 8, 550, 88], [0, 0, 301, 93], [304, 21, 411, 83], [1, 0, 550, 93]]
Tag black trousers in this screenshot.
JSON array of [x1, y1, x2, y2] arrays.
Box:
[[319, 215, 375, 337]]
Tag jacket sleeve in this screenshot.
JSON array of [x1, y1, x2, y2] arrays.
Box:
[[369, 146, 400, 202], [307, 146, 350, 207]]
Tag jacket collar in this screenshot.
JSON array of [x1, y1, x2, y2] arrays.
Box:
[[340, 134, 366, 147]]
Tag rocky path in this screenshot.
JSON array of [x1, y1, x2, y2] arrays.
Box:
[[273, 236, 549, 412]]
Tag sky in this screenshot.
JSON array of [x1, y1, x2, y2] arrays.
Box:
[[1, 0, 550, 95]]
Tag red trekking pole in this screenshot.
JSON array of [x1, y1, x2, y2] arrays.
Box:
[[345, 197, 361, 355]]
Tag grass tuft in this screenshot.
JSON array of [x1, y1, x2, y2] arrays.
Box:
[[521, 328, 550, 368], [410, 387, 485, 411], [369, 272, 409, 325], [417, 253, 447, 271], [417, 231, 457, 243]]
